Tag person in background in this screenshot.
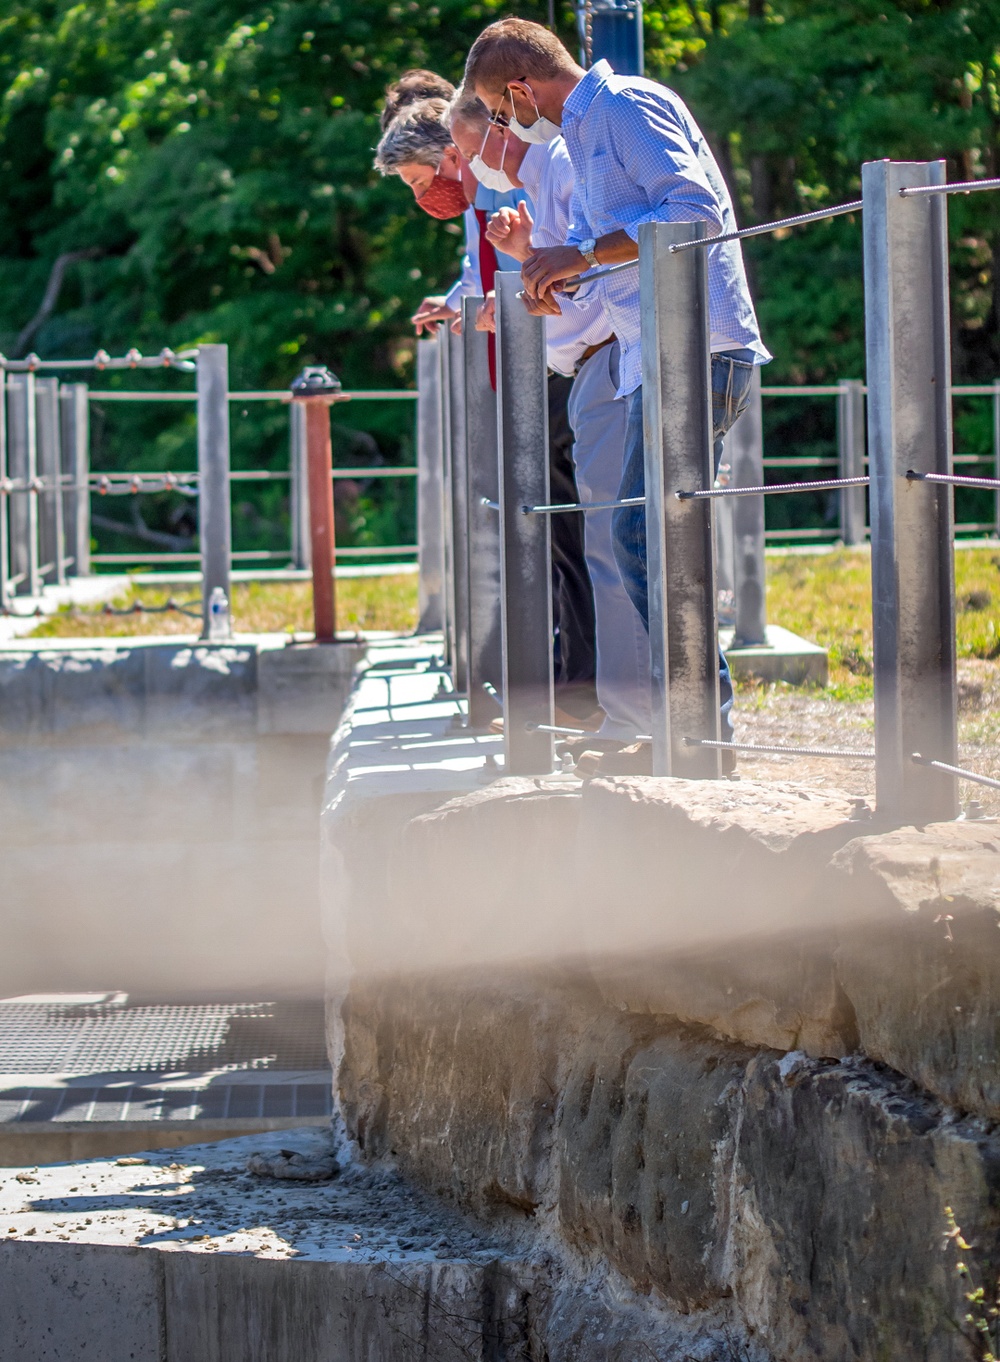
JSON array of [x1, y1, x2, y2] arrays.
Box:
[[449, 88, 648, 740], [377, 90, 602, 729], [379, 73, 473, 338], [465, 19, 771, 760], [379, 69, 454, 132], [375, 87, 525, 338]]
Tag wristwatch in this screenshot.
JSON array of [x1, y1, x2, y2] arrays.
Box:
[[578, 237, 600, 268]]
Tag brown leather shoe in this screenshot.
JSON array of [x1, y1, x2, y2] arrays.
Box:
[[574, 743, 652, 778]]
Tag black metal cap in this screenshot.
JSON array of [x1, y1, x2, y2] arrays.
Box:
[[290, 365, 344, 397]]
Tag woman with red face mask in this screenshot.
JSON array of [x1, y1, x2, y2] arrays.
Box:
[[375, 97, 482, 335]]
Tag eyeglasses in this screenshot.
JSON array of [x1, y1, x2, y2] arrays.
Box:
[[486, 85, 514, 129]]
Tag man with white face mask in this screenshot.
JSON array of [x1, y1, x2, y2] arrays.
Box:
[[466, 18, 771, 766], [449, 88, 651, 741]]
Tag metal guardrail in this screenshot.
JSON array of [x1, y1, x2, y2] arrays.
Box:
[[420, 158, 1000, 829], [0, 355, 423, 623]]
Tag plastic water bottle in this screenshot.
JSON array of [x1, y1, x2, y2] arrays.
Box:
[[208, 586, 231, 642]]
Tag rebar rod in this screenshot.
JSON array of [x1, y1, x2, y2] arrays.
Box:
[[911, 754, 1000, 792], [521, 494, 645, 514], [906, 469, 1000, 491], [669, 198, 864, 252], [685, 737, 876, 760], [676, 475, 870, 500], [899, 177, 1000, 199]]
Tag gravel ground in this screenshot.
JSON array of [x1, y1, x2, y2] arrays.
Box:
[[731, 659, 1000, 816]]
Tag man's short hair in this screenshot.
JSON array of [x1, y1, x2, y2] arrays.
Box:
[[380, 70, 455, 132], [448, 83, 491, 139], [374, 97, 453, 175], [464, 18, 576, 97]]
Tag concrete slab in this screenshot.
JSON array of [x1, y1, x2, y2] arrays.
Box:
[[720, 622, 828, 686], [0, 1239, 164, 1362], [0, 1129, 530, 1362]]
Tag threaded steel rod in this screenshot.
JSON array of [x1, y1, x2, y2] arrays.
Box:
[[906, 469, 1000, 492], [677, 475, 870, 500], [911, 754, 1000, 792], [685, 737, 876, 760], [899, 177, 1000, 199]]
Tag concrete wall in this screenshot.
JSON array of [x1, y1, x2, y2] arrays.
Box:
[[1, 639, 364, 997], [323, 646, 1000, 1361]]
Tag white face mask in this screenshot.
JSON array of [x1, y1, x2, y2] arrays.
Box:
[[469, 123, 514, 193], [505, 83, 561, 144]]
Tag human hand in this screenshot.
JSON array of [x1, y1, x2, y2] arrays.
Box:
[[486, 200, 534, 262], [475, 294, 496, 333], [521, 244, 587, 300], [520, 288, 562, 318], [411, 295, 459, 336]]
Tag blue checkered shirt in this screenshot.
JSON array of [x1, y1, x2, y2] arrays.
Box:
[[562, 60, 771, 397]]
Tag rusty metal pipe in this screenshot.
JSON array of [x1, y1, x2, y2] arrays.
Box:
[[290, 366, 348, 644]]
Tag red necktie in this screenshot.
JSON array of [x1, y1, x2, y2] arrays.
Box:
[[475, 209, 499, 390]]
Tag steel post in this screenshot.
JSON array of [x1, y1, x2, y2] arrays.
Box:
[[6, 375, 40, 597], [0, 371, 7, 604], [196, 344, 232, 638], [60, 383, 90, 576], [495, 271, 553, 774], [639, 220, 721, 778], [862, 158, 957, 823], [35, 377, 66, 585], [446, 326, 470, 697], [438, 331, 455, 672], [993, 379, 1000, 538], [416, 334, 445, 633], [728, 366, 767, 646], [462, 297, 503, 729], [289, 402, 311, 571], [837, 379, 867, 545]]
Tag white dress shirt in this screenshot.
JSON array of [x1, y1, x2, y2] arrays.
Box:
[[516, 141, 613, 378]]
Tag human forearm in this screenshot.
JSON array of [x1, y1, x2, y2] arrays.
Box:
[[589, 230, 638, 265]]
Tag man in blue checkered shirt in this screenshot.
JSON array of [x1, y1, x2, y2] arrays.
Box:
[[466, 17, 771, 746]]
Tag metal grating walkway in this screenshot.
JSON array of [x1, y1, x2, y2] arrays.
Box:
[[0, 996, 329, 1075], [0, 995, 332, 1125]]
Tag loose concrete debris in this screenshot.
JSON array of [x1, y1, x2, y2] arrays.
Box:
[[246, 1144, 339, 1182], [0, 1127, 505, 1264]]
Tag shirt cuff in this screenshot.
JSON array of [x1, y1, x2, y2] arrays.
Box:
[[444, 277, 469, 311]]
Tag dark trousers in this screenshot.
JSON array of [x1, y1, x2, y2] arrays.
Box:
[[547, 373, 598, 718]]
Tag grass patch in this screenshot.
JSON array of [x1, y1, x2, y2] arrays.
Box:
[[26, 549, 1000, 706], [28, 573, 419, 639], [763, 546, 1000, 701]]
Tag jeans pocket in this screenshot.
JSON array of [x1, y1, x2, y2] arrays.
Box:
[[711, 357, 755, 439]]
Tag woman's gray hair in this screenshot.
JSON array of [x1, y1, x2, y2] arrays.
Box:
[[374, 97, 454, 175], [448, 83, 491, 139]]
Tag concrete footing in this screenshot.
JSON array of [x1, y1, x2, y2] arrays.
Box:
[[720, 622, 829, 685], [0, 1128, 535, 1362]]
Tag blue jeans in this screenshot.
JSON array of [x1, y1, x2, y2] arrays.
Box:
[[611, 350, 757, 743]]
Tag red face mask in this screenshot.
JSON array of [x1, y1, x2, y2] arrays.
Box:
[[416, 172, 469, 220]]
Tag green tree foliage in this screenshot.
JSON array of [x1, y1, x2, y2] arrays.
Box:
[[0, 1, 997, 553]]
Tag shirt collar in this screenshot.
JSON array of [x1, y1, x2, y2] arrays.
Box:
[[562, 59, 613, 127]]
